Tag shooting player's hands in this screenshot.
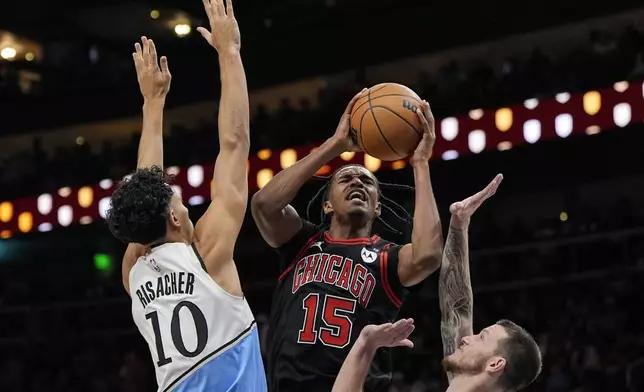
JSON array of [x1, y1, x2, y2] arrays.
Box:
[[410, 100, 436, 165], [133, 37, 171, 102], [450, 174, 504, 230], [331, 88, 367, 153], [197, 0, 241, 54], [359, 318, 415, 351]]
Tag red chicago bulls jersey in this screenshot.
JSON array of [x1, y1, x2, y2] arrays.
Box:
[[266, 220, 411, 392]]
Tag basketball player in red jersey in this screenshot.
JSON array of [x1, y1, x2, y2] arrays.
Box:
[[332, 175, 542, 392], [251, 91, 444, 391]]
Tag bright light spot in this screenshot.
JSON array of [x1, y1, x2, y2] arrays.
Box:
[[58, 206, 73, 227], [25, 52, 34, 61], [188, 196, 205, 206], [58, 187, 71, 197], [280, 149, 297, 169], [441, 117, 458, 141], [174, 24, 191, 37], [78, 187, 94, 208], [555, 92, 570, 104], [468, 109, 483, 120], [99, 179, 113, 189], [0, 47, 16, 60], [123, 174, 133, 181], [442, 150, 459, 160], [18, 212, 33, 233], [150, 9, 160, 19], [364, 155, 381, 172], [468, 130, 486, 154], [495, 108, 513, 132], [583, 91, 601, 115], [613, 103, 631, 127], [76, 136, 85, 145], [257, 169, 274, 189], [523, 98, 539, 109], [523, 120, 541, 144], [613, 81, 629, 93], [391, 160, 406, 170], [497, 141, 512, 151], [340, 151, 355, 161], [0, 230, 11, 239], [560, 212, 568, 222], [258, 149, 271, 160], [555, 114, 573, 138], [80, 216, 93, 225], [585, 126, 601, 135], [37, 194, 52, 214], [187, 165, 204, 187], [38, 223, 52, 232], [166, 166, 180, 176], [0, 202, 13, 223], [99, 197, 111, 219]]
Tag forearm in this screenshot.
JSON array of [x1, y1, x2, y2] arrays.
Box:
[[217, 51, 250, 150], [137, 100, 165, 169], [332, 337, 376, 392], [252, 138, 343, 215], [410, 161, 443, 267], [438, 225, 473, 358]]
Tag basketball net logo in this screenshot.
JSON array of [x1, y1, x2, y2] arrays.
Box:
[[148, 257, 161, 272], [361, 247, 378, 264]]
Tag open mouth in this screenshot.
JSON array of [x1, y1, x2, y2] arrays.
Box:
[[346, 189, 367, 202]]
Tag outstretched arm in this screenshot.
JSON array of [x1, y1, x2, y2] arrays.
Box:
[[122, 37, 172, 294], [251, 89, 365, 248], [398, 101, 443, 287], [193, 0, 249, 294], [439, 174, 502, 382], [332, 319, 415, 392]]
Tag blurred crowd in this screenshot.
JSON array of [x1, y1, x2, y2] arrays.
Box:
[[2, 25, 644, 200]]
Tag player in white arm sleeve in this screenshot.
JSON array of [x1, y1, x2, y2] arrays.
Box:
[[106, 1, 267, 391]]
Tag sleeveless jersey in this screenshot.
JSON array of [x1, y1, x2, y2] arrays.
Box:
[[129, 242, 267, 392], [266, 220, 411, 392]]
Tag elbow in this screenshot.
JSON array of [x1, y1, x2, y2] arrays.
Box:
[[220, 124, 250, 151], [413, 248, 443, 276], [251, 191, 272, 218]]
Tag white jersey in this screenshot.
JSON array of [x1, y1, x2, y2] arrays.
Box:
[[129, 242, 266, 392]]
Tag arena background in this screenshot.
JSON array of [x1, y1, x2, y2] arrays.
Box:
[[2, 0, 644, 390]]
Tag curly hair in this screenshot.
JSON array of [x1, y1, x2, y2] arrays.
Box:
[[106, 166, 174, 244]]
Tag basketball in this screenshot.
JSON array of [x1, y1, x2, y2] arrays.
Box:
[[350, 83, 424, 161]]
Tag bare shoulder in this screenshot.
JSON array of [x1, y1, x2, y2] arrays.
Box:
[[192, 236, 244, 298]]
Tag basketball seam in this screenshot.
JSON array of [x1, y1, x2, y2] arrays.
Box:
[[353, 93, 421, 114], [359, 105, 374, 157], [350, 84, 389, 126], [371, 104, 423, 137], [367, 88, 402, 159]]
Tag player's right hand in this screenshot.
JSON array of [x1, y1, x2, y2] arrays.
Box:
[[133, 36, 171, 102], [331, 88, 367, 153], [197, 0, 241, 55], [450, 174, 503, 230], [359, 318, 415, 351]]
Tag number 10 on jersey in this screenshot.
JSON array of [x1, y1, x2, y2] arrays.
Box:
[[298, 293, 356, 349]]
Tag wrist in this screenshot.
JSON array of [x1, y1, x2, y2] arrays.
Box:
[[355, 335, 377, 356], [217, 47, 241, 60], [449, 218, 469, 231], [143, 98, 166, 109], [411, 160, 430, 170], [322, 137, 347, 157]]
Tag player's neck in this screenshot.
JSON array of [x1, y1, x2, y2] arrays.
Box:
[[446, 374, 500, 392], [328, 221, 371, 240]]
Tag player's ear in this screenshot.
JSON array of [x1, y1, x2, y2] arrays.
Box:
[[485, 356, 506, 375], [169, 209, 181, 229], [374, 201, 381, 218], [323, 200, 334, 215]]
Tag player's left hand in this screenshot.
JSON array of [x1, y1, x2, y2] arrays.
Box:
[[359, 318, 415, 351], [450, 174, 503, 230], [133, 37, 171, 102], [410, 100, 436, 165], [197, 0, 241, 54]]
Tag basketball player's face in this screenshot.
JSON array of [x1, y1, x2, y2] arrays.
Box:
[[169, 192, 194, 241], [442, 324, 508, 376], [326, 165, 380, 221]]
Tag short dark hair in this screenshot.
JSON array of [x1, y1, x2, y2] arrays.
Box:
[[495, 319, 542, 391], [106, 166, 174, 244]]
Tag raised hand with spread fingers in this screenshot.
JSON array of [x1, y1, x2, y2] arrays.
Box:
[[197, 0, 241, 55]]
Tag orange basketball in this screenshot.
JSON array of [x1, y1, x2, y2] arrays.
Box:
[[350, 83, 423, 161]]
